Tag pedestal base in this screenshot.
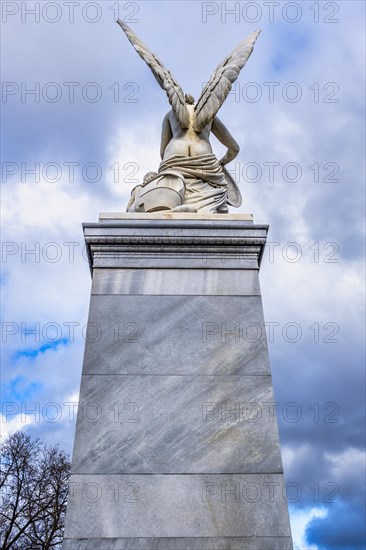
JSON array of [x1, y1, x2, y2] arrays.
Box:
[[63, 215, 292, 549]]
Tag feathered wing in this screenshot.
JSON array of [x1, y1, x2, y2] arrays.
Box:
[[116, 19, 189, 128], [193, 30, 261, 132]]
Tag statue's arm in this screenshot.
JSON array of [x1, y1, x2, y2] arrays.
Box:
[[211, 116, 240, 165], [160, 112, 173, 159]]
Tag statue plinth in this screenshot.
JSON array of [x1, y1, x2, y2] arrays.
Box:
[[63, 214, 293, 549]]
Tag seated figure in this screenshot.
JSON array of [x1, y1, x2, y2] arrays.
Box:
[[118, 20, 260, 214]]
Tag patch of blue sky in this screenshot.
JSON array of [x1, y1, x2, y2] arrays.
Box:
[[5, 375, 43, 401], [0, 271, 8, 286], [268, 27, 313, 74], [13, 337, 69, 362], [305, 499, 366, 550], [290, 504, 327, 550], [270, 53, 295, 74]]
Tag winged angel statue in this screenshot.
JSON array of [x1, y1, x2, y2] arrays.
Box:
[[117, 20, 260, 214]]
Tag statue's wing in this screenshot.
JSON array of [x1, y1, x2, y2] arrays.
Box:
[[117, 19, 189, 129], [193, 30, 261, 132]]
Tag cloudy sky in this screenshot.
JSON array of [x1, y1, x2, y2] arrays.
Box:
[[1, 1, 365, 548]]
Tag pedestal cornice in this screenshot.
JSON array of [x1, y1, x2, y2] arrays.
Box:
[[83, 214, 269, 272]]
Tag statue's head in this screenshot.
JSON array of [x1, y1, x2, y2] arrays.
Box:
[[185, 93, 195, 105]]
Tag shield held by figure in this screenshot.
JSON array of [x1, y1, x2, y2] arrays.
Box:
[[133, 171, 186, 212]]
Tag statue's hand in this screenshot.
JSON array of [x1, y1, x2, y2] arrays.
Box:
[[142, 171, 158, 185]]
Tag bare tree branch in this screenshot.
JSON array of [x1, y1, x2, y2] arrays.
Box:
[[0, 431, 70, 550]]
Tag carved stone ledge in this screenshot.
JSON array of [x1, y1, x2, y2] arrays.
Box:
[[83, 217, 268, 271]]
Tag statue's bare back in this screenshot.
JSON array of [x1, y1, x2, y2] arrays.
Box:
[[161, 105, 240, 166], [162, 105, 213, 160]]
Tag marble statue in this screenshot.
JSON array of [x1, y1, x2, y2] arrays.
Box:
[[117, 20, 260, 214]]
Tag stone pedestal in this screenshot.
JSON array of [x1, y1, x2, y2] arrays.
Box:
[[63, 213, 293, 550]]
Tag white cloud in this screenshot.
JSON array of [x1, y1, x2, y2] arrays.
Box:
[[1, 413, 34, 441], [105, 119, 161, 199], [290, 506, 327, 550]]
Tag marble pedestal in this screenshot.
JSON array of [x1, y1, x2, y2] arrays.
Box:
[[63, 213, 293, 549]]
